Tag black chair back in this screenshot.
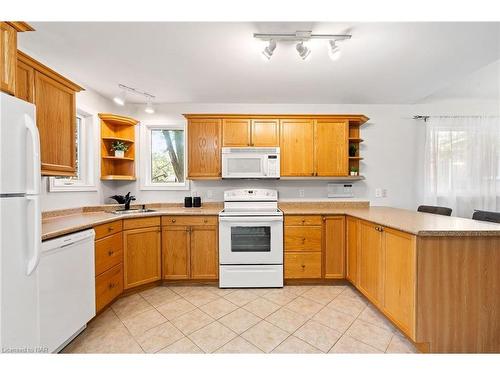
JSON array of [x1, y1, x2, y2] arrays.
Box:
[[472, 210, 500, 224], [417, 205, 452, 216]]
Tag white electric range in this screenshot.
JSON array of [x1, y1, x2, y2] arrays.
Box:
[[218, 189, 283, 288]]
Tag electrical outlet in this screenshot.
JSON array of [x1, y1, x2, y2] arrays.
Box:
[[375, 188, 382, 198], [299, 189, 305, 198], [382, 189, 388, 198]]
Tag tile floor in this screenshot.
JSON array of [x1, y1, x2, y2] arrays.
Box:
[[62, 284, 418, 354]]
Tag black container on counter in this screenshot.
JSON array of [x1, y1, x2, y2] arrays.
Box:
[[184, 196, 193, 208], [193, 196, 202, 207]]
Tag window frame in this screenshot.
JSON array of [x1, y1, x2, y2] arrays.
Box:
[[140, 123, 189, 191], [49, 111, 97, 192]]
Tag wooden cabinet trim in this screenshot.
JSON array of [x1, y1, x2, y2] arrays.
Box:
[[1, 22, 17, 95], [123, 216, 161, 230]]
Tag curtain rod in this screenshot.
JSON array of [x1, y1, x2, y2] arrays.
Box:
[[413, 115, 499, 122]]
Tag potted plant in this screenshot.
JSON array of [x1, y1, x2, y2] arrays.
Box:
[[349, 144, 358, 157], [110, 141, 129, 158], [350, 167, 358, 176]]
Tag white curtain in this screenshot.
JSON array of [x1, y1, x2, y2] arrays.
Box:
[[423, 116, 500, 218]]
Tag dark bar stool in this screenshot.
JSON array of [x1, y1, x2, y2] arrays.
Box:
[[472, 210, 500, 224], [417, 205, 452, 216]]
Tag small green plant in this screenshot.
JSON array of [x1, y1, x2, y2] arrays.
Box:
[[349, 144, 358, 157], [350, 166, 358, 173], [110, 141, 129, 152]]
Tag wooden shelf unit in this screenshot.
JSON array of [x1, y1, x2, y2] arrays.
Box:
[[348, 120, 366, 174], [99, 113, 139, 181]]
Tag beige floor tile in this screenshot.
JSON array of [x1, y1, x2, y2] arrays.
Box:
[[283, 285, 313, 296], [156, 298, 197, 320], [265, 307, 308, 333], [223, 289, 259, 307], [341, 286, 367, 302], [182, 290, 220, 307], [205, 287, 236, 297], [171, 309, 214, 335], [136, 321, 185, 353], [346, 320, 393, 351], [293, 320, 342, 353], [357, 305, 397, 332], [64, 324, 143, 353], [285, 296, 324, 318], [243, 297, 280, 319], [385, 334, 418, 353], [140, 286, 180, 307], [111, 293, 153, 321], [215, 336, 263, 353], [272, 336, 322, 354], [188, 321, 237, 353], [241, 321, 289, 353], [157, 337, 204, 354], [218, 308, 262, 334], [168, 285, 206, 297], [199, 298, 239, 319], [263, 289, 298, 305], [245, 288, 275, 296], [122, 308, 168, 337], [329, 335, 382, 353], [312, 306, 356, 333], [302, 286, 343, 305], [86, 308, 123, 332], [327, 294, 367, 317]]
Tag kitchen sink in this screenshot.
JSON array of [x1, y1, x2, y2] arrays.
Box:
[[111, 208, 156, 215]]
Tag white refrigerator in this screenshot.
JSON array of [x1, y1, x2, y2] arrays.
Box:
[[0, 92, 42, 353]]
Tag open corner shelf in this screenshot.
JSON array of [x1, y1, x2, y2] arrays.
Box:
[[99, 113, 139, 181]]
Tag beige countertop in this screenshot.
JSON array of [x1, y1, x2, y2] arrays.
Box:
[[42, 201, 500, 241]]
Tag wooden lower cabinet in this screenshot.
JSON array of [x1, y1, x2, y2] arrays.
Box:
[[123, 225, 161, 289], [324, 216, 345, 279], [358, 220, 383, 305], [285, 253, 321, 279], [162, 216, 218, 280], [346, 216, 359, 284], [95, 263, 123, 313]]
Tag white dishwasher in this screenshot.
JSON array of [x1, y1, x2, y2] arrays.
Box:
[[39, 229, 96, 353]]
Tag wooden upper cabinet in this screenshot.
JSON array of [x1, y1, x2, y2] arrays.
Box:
[[358, 220, 383, 305], [35, 71, 77, 176], [0, 22, 17, 95], [315, 120, 349, 176], [251, 119, 279, 146], [15, 59, 34, 102], [324, 216, 346, 279], [280, 119, 315, 176], [222, 119, 250, 146], [187, 118, 222, 179]]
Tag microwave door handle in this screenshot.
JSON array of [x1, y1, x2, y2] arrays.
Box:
[[262, 157, 267, 177]]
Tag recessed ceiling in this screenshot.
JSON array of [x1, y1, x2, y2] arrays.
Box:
[[18, 22, 500, 104]]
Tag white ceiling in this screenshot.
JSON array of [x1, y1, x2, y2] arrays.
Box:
[[18, 22, 500, 104]]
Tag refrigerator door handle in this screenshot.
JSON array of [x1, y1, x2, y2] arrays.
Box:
[[24, 114, 41, 195], [26, 195, 41, 275]]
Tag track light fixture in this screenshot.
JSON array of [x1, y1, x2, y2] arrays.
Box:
[[253, 30, 351, 61], [114, 84, 156, 113], [296, 42, 311, 60], [262, 39, 277, 60]]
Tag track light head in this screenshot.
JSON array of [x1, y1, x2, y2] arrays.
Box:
[[262, 39, 277, 60], [113, 91, 126, 106], [296, 42, 311, 60], [328, 40, 342, 61]]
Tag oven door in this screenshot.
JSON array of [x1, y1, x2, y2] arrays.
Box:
[[219, 216, 283, 265], [222, 153, 266, 178]]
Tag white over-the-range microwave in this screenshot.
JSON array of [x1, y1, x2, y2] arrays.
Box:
[[221, 147, 280, 179]]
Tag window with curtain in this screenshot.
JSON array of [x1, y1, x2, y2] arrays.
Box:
[[423, 116, 500, 218]]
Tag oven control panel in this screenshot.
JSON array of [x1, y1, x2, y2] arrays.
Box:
[[224, 189, 278, 201]]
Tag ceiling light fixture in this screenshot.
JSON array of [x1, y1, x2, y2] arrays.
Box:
[[115, 84, 156, 112], [113, 90, 126, 106], [253, 30, 351, 61], [144, 96, 155, 114], [296, 42, 311, 60], [262, 39, 277, 60]]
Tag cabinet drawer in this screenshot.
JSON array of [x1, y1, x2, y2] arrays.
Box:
[[284, 215, 322, 226], [95, 232, 123, 276], [94, 220, 123, 240], [285, 252, 322, 279], [285, 226, 322, 251], [161, 215, 218, 226], [95, 263, 123, 313], [123, 216, 161, 230]]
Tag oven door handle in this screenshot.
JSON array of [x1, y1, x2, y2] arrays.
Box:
[[219, 216, 283, 222]]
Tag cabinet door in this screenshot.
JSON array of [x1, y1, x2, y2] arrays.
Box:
[[15, 59, 34, 103], [35, 71, 77, 176], [280, 119, 315, 176], [358, 220, 383, 305], [324, 216, 345, 279], [0, 22, 17, 95], [123, 227, 161, 289], [251, 119, 279, 146], [315, 120, 348, 176], [383, 228, 416, 338], [162, 225, 190, 280], [346, 216, 359, 285], [188, 118, 221, 179], [190, 225, 218, 279], [222, 119, 250, 146]]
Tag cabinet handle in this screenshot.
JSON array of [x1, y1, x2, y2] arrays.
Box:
[[172, 219, 176, 223], [301, 219, 305, 223], [108, 250, 114, 256], [301, 264, 306, 269], [204, 219, 208, 223], [302, 238, 306, 243], [379, 227, 384, 232], [108, 226, 113, 232], [108, 282, 115, 289]]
